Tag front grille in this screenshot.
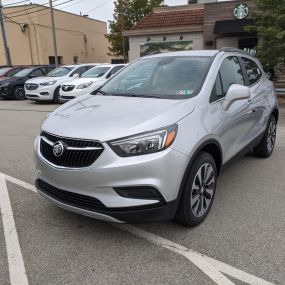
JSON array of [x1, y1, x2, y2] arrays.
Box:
[[40, 131, 104, 168], [36, 179, 106, 211], [61, 85, 75, 92], [25, 83, 39, 90]]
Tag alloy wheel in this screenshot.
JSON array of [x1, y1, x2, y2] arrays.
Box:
[[267, 120, 276, 153], [15, 88, 25, 100], [191, 163, 215, 218]]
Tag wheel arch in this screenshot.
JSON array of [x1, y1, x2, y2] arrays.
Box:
[[173, 139, 223, 221], [176, 140, 222, 199], [271, 108, 279, 122]]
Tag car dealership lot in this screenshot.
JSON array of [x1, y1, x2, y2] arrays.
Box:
[[0, 99, 284, 285]]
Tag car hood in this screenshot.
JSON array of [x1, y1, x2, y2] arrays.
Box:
[[42, 95, 195, 141], [67, 77, 104, 86], [26, 76, 70, 84]]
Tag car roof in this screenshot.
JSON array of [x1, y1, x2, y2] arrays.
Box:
[[93, 64, 126, 68], [144, 50, 219, 59]]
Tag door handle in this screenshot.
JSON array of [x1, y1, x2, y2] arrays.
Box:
[[247, 98, 253, 105]]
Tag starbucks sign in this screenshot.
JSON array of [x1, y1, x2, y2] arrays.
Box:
[[233, 3, 249, 20]]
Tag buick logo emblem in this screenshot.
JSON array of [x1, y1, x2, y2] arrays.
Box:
[[53, 141, 64, 157]]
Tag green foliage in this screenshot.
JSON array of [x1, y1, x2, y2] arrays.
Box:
[[106, 0, 163, 58], [246, 0, 285, 70]]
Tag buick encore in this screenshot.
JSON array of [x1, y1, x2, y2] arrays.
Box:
[[34, 49, 278, 226]]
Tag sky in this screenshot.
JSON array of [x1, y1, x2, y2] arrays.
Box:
[[2, 0, 189, 23]]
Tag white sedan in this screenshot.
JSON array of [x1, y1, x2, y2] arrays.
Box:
[[25, 64, 97, 103], [59, 64, 126, 102]]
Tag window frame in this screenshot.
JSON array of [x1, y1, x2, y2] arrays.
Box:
[[29, 68, 44, 77], [240, 56, 263, 87]]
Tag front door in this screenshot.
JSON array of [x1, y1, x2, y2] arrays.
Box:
[[211, 56, 256, 163]]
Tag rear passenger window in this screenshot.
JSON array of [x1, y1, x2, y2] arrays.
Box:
[[220, 56, 245, 95], [242, 57, 262, 85]]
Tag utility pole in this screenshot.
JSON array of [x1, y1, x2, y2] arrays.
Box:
[[49, 0, 58, 67], [0, 0, 12, 65]]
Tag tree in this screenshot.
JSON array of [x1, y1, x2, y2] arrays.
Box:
[[246, 0, 285, 71], [106, 0, 163, 60]]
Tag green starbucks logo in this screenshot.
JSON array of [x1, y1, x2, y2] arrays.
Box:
[[233, 3, 249, 20]]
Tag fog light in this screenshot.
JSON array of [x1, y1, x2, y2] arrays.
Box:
[[114, 187, 165, 203]]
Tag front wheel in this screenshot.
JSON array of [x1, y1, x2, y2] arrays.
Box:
[[253, 116, 277, 157], [53, 86, 61, 103], [13, 86, 26, 100], [175, 152, 217, 227]]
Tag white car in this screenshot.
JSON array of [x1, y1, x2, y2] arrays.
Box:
[[25, 64, 97, 103], [60, 64, 126, 102]]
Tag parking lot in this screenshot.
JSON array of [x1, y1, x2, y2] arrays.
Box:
[[0, 98, 284, 285]]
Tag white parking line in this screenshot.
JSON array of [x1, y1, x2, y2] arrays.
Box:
[[1, 173, 276, 285], [0, 174, 29, 285], [114, 224, 235, 285]]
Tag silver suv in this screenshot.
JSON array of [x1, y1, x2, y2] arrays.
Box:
[[34, 49, 278, 226]]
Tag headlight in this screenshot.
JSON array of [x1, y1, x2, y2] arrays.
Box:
[[1, 82, 10, 87], [76, 82, 93, 89], [39, 80, 57, 86], [108, 125, 177, 156]]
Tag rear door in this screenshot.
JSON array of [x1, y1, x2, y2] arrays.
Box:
[[241, 57, 269, 136]]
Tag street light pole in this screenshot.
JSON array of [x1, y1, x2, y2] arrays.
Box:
[[49, 0, 58, 67], [0, 0, 12, 65]]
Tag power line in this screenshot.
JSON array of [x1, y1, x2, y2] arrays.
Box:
[[86, 0, 112, 14], [6, 0, 73, 18], [2, 0, 31, 7], [5, 0, 59, 15]]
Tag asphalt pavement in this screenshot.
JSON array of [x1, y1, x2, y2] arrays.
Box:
[[0, 98, 284, 285]]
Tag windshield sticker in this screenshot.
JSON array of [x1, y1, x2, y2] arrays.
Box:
[[176, 90, 193, 95]]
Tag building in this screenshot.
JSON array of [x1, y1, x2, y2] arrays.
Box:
[[124, 0, 257, 61], [0, 4, 110, 65]]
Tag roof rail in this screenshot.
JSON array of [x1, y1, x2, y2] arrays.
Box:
[[219, 47, 254, 57]]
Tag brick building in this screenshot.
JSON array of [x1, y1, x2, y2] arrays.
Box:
[[124, 0, 257, 61]]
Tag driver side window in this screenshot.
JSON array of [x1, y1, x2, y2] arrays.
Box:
[[210, 56, 245, 103], [30, 69, 44, 78]]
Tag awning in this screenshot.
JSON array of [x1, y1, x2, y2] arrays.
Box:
[[214, 19, 254, 34]]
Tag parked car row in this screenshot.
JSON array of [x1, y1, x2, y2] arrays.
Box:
[[0, 63, 126, 102]]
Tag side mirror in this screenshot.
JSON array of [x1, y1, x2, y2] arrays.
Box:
[[72, 73, 80, 78], [223, 84, 250, 111]]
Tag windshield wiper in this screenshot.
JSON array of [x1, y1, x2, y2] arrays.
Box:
[[111, 94, 162, 99], [95, 90, 113, 96]]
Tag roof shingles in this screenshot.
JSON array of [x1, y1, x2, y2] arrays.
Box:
[[131, 9, 204, 30]]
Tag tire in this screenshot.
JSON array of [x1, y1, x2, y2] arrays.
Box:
[[13, 86, 26, 100], [175, 151, 217, 227], [53, 86, 61, 103], [253, 116, 277, 158]]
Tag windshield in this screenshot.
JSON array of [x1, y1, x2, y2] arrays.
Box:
[[13, 68, 32, 77], [0, 67, 11, 76], [82, 66, 110, 78], [47, 67, 72, 77], [100, 56, 212, 99]]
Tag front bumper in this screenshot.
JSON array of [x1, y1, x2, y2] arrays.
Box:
[[25, 86, 55, 101], [60, 88, 90, 102], [35, 136, 188, 223], [36, 179, 178, 223]]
